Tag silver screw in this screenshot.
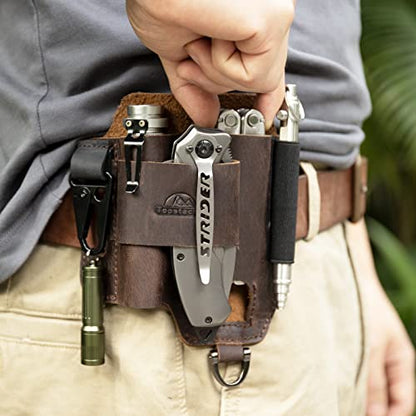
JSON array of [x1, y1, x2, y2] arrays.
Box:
[[216, 145, 223, 153], [277, 110, 288, 121], [186, 145, 194, 153], [224, 114, 238, 128], [247, 113, 260, 127], [80, 189, 89, 198]]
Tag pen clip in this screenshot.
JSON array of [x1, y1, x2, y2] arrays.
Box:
[[123, 118, 148, 193]]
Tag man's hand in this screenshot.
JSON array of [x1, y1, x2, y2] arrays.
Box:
[[347, 220, 415, 416], [365, 278, 415, 416], [126, 0, 295, 128]]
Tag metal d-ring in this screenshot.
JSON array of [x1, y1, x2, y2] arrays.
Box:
[[208, 347, 251, 388]]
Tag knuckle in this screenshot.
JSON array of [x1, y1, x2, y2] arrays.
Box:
[[368, 381, 387, 394], [368, 374, 387, 392], [240, 72, 256, 87], [240, 69, 279, 92], [211, 54, 225, 74], [401, 341, 416, 363], [282, 1, 296, 26], [145, 0, 178, 22], [273, 1, 295, 26], [261, 76, 280, 93]]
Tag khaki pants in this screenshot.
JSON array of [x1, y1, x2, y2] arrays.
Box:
[[0, 222, 368, 416]]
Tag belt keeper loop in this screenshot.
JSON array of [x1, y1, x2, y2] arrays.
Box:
[[300, 162, 321, 241], [350, 155, 368, 223]]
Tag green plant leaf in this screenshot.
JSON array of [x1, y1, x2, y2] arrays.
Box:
[[361, 0, 416, 166], [367, 217, 416, 294]]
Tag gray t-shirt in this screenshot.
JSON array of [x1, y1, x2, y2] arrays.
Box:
[[0, 0, 371, 280]]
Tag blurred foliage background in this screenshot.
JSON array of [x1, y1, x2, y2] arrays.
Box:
[[361, 0, 416, 346]]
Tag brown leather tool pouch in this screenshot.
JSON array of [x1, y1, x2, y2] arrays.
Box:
[[93, 93, 276, 348]]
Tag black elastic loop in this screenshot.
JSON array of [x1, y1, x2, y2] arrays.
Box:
[[269, 139, 300, 264]]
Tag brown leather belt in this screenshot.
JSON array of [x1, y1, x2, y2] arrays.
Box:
[[42, 156, 367, 248]]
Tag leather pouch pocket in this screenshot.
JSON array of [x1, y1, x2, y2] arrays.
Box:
[[97, 92, 277, 347], [109, 156, 241, 315], [116, 161, 240, 248], [100, 132, 276, 347]]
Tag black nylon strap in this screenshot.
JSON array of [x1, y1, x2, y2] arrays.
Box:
[[70, 140, 112, 183], [70, 139, 113, 256]]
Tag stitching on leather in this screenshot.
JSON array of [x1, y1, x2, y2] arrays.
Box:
[[113, 244, 119, 299], [105, 210, 119, 302], [77, 143, 110, 150], [247, 283, 257, 324], [113, 203, 119, 300], [105, 149, 119, 303], [217, 318, 271, 343]]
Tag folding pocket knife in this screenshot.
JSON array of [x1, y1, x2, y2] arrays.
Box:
[[171, 126, 236, 329]]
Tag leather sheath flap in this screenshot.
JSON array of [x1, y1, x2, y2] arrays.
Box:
[[116, 160, 240, 247]]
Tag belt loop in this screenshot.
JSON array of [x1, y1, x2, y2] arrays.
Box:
[[350, 155, 368, 223], [300, 162, 321, 241]]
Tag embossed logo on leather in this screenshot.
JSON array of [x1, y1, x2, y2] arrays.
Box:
[[155, 193, 195, 216]]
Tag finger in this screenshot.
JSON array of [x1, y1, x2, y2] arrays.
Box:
[[177, 58, 231, 95], [386, 343, 415, 416], [367, 348, 389, 416], [254, 76, 286, 130], [211, 38, 258, 88], [187, 37, 285, 93], [174, 84, 220, 127], [185, 38, 245, 91], [231, 32, 289, 91], [161, 58, 220, 127]]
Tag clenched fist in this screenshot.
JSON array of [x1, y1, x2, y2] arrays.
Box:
[[126, 0, 295, 128]]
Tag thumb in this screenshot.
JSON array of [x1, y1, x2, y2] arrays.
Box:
[[254, 75, 286, 131], [161, 58, 220, 128]]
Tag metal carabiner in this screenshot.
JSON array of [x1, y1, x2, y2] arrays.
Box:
[[71, 172, 113, 256], [208, 347, 251, 388]]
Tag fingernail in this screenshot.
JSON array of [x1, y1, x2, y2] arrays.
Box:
[[189, 54, 200, 65], [368, 403, 386, 416], [265, 119, 274, 131]]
